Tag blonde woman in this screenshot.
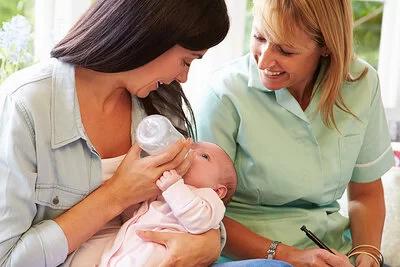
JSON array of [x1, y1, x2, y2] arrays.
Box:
[[195, 0, 392, 266]]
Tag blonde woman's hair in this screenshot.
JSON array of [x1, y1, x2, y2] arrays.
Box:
[[252, 0, 367, 130]]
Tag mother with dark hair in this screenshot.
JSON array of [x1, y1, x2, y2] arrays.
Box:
[[0, 0, 233, 266]]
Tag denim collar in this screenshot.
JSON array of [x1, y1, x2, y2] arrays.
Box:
[[51, 59, 83, 149], [50, 60, 143, 150]]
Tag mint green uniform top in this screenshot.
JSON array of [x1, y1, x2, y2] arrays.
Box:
[[194, 54, 394, 255]]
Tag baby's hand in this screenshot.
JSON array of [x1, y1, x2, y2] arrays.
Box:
[[156, 170, 182, 191]]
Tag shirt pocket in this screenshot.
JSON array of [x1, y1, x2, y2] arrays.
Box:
[[338, 134, 363, 187], [35, 184, 88, 209]]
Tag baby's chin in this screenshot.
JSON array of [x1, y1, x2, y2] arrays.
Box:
[[182, 174, 197, 187]]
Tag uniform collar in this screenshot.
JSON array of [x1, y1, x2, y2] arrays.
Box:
[[246, 53, 327, 123]]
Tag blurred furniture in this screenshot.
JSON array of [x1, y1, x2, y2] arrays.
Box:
[[338, 143, 400, 267]]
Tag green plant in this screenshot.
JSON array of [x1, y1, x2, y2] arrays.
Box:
[[0, 0, 34, 24], [0, 14, 33, 83]]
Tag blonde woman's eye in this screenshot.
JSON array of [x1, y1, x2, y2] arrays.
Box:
[[253, 35, 265, 41], [278, 46, 294, 56], [184, 61, 191, 67]]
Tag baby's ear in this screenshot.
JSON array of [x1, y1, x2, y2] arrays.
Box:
[[214, 184, 227, 199]]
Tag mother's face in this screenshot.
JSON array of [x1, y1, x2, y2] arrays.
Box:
[[124, 45, 207, 98]]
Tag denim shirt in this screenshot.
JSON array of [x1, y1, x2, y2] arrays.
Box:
[[0, 59, 146, 266]]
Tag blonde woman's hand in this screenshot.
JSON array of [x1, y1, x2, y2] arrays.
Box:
[[287, 248, 353, 267], [355, 253, 380, 267], [104, 138, 194, 210], [136, 229, 221, 267]]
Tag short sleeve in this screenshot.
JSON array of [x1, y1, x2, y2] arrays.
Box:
[[351, 76, 394, 182]]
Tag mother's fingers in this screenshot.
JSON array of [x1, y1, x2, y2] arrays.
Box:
[[124, 142, 143, 161], [136, 230, 220, 267], [162, 139, 193, 172], [174, 150, 194, 177], [150, 138, 192, 168], [135, 230, 168, 245]]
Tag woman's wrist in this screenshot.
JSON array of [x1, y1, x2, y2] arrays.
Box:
[[100, 180, 129, 215], [348, 245, 384, 266], [355, 253, 381, 267], [274, 242, 302, 262], [265, 241, 281, 259]]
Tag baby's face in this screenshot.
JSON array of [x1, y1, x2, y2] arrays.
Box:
[[183, 142, 226, 189]]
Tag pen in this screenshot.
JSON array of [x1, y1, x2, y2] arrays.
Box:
[[300, 225, 335, 254]]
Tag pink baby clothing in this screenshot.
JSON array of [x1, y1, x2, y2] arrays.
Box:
[[99, 179, 225, 267], [70, 154, 126, 267]]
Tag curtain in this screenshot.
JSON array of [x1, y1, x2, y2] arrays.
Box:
[[379, 0, 400, 122], [34, 0, 91, 61]]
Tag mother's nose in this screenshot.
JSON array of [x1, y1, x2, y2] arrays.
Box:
[[176, 68, 189, 83]]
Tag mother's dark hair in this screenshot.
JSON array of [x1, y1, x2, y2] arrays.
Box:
[[51, 0, 230, 138]]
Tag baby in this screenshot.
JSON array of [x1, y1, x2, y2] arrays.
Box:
[[99, 141, 237, 267]]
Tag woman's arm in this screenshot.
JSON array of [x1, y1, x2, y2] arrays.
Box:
[[223, 217, 352, 266], [55, 140, 194, 254], [1, 95, 69, 267], [222, 216, 272, 260], [347, 179, 385, 266]]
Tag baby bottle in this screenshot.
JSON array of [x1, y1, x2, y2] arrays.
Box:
[[136, 114, 184, 155]]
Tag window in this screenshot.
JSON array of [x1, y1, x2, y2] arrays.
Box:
[[353, 0, 383, 70]]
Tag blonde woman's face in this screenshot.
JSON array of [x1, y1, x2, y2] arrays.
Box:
[[250, 14, 325, 93]]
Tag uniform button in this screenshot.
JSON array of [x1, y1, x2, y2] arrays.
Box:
[[52, 196, 59, 205]]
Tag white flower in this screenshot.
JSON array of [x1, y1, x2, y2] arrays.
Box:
[[0, 15, 33, 83], [0, 15, 33, 64]]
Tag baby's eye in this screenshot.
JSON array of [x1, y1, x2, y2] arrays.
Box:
[[201, 154, 209, 159]]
